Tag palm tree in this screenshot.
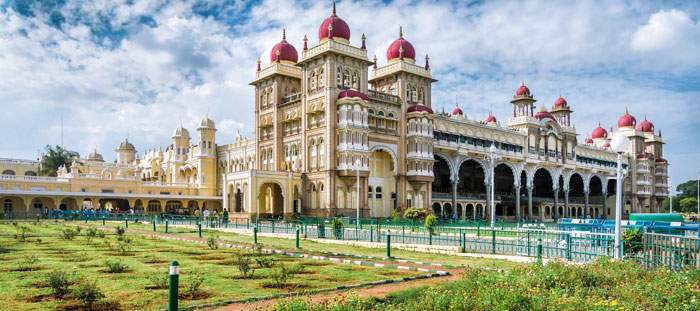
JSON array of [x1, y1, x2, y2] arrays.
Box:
[[40, 145, 79, 177]]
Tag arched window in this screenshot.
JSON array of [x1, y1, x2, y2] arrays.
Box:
[[311, 140, 317, 156], [406, 85, 411, 99], [310, 71, 317, 90], [284, 86, 289, 97], [318, 138, 325, 155], [285, 146, 290, 158], [262, 90, 267, 107], [378, 111, 385, 117], [352, 70, 358, 88], [368, 109, 375, 115], [419, 88, 424, 101], [376, 186, 383, 199], [3, 199, 12, 213], [343, 69, 351, 87], [24, 171, 37, 176], [268, 88, 273, 105], [336, 66, 342, 86], [318, 68, 325, 87], [292, 144, 298, 157], [411, 86, 417, 102], [2, 170, 15, 175], [291, 88, 298, 94], [388, 112, 395, 118]]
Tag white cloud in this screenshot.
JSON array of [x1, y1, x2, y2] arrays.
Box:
[[631, 9, 700, 52]]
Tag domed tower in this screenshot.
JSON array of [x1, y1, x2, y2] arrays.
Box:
[[87, 149, 104, 162], [196, 117, 217, 194], [171, 125, 191, 162], [591, 122, 608, 147], [115, 138, 137, 164], [509, 81, 536, 121], [550, 94, 573, 126]]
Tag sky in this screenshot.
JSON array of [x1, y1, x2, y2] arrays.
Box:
[[0, 0, 699, 184]]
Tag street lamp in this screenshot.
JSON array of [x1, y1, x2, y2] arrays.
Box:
[[609, 133, 630, 259], [486, 143, 501, 229], [355, 158, 362, 229]]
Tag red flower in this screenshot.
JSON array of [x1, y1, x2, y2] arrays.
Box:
[[85, 292, 89, 296]]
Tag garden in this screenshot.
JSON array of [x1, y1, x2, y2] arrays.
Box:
[[0, 221, 431, 310]]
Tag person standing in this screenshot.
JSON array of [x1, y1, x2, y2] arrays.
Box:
[[203, 209, 210, 220]]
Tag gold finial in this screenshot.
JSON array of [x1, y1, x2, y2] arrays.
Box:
[[361, 33, 366, 40], [373, 55, 377, 62], [332, 0, 337, 16], [644, 114, 647, 121], [282, 28, 286, 41], [559, 92, 562, 98], [399, 25, 403, 39], [425, 54, 429, 61], [598, 121, 601, 127], [303, 35, 308, 42], [399, 46, 404, 53], [275, 49, 281, 56], [257, 58, 261, 64], [521, 80, 525, 86]]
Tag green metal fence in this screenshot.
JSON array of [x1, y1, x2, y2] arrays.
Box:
[[639, 233, 700, 270]]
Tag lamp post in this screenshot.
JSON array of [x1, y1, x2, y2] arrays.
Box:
[[355, 158, 362, 229], [610, 133, 630, 259], [486, 143, 501, 229]]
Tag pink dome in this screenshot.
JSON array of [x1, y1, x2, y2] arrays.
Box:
[[534, 107, 556, 122], [637, 153, 652, 160], [603, 142, 611, 148], [318, 4, 350, 42], [636, 116, 654, 133], [386, 27, 416, 61], [338, 89, 369, 101], [270, 30, 298, 64], [554, 96, 567, 107], [618, 108, 636, 128], [407, 105, 433, 114], [591, 123, 608, 139], [585, 138, 593, 144], [452, 107, 463, 115], [516, 83, 530, 96], [655, 158, 667, 163], [485, 115, 497, 123]]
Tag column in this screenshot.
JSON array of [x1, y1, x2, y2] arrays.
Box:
[[451, 176, 458, 217], [601, 191, 607, 219], [484, 181, 490, 220], [527, 186, 533, 221], [584, 190, 589, 218], [515, 184, 521, 222], [553, 188, 559, 220], [564, 189, 570, 218], [223, 182, 229, 212]]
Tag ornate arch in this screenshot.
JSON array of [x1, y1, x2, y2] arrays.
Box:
[[455, 156, 488, 184], [433, 152, 456, 181], [493, 161, 522, 186], [532, 165, 559, 190], [369, 144, 398, 175], [258, 180, 286, 198]]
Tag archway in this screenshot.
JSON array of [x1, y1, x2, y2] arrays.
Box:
[[569, 173, 585, 217], [443, 203, 452, 217], [258, 182, 283, 218], [2, 169, 15, 175], [533, 168, 554, 219], [457, 159, 486, 198], [431, 156, 452, 194], [147, 200, 161, 213], [432, 202, 441, 215], [590, 175, 604, 218], [466, 203, 474, 219], [235, 188, 244, 212], [493, 163, 515, 219], [369, 150, 396, 218]]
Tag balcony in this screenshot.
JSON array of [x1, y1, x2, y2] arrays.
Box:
[[367, 90, 399, 103]]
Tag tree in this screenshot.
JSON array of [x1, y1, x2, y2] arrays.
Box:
[[676, 180, 698, 201], [40, 145, 79, 177], [680, 198, 698, 213]]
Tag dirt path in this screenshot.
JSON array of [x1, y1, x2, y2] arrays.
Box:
[[77, 224, 464, 311]]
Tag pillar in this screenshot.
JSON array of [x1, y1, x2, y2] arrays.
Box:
[[484, 181, 490, 219], [527, 186, 533, 221], [515, 184, 521, 222], [223, 182, 229, 212], [451, 177, 458, 217], [553, 188, 559, 219], [602, 191, 607, 219], [564, 189, 570, 218], [584, 190, 589, 218]]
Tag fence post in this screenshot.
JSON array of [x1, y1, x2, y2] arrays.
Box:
[[102, 216, 105, 226], [537, 238, 543, 262], [566, 234, 572, 261], [153, 219, 156, 232], [527, 231, 531, 257], [272, 221, 275, 233], [198, 223, 202, 238], [296, 227, 300, 249], [477, 222, 480, 237], [461, 232, 466, 253], [165, 219, 169, 233], [492, 229, 496, 254], [429, 231, 433, 245], [254, 226, 258, 244], [168, 260, 179, 311], [370, 227, 373, 242], [125, 218, 129, 229], [386, 232, 392, 259]]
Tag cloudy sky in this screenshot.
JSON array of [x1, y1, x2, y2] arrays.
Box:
[[0, 0, 699, 183]]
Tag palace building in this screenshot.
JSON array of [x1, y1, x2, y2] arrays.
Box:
[[0, 4, 669, 221]]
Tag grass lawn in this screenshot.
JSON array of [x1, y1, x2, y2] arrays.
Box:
[[91, 220, 519, 271], [0, 221, 427, 311]]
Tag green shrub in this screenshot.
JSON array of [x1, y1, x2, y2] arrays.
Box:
[[391, 209, 402, 222], [116, 242, 131, 255], [403, 208, 427, 226], [72, 282, 104, 307], [207, 235, 219, 250], [330, 218, 343, 239], [60, 228, 77, 240], [236, 253, 255, 279], [103, 260, 127, 273], [17, 255, 39, 271], [15, 225, 31, 241], [288, 263, 305, 275], [115, 226, 125, 238], [424, 215, 438, 233], [75, 226, 82, 233], [621, 228, 643, 255], [46, 270, 71, 297], [146, 272, 168, 289], [85, 227, 98, 244], [269, 266, 292, 288], [249, 212, 257, 220], [182, 273, 205, 299], [255, 256, 274, 268]]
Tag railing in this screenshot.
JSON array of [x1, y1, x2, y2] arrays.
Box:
[[281, 92, 302, 104], [367, 90, 399, 103], [0, 158, 39, 165], [641, 232, 699, 270]]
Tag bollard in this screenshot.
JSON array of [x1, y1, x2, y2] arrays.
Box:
[[537, 238, 543, 262], [296, 228, 300, 249], [125, 218, 129, 228], [198, 223, 202, 238], [527, 231, 531, 257], [168, 261, 179, 311], [153, 219, 156, 232], [370, 227, 373, 242], [253, 226, 258, 244], [566, 234, 572, 261], [386, 232, 392, 259], [429, 231, 433, 245], [491, 229, 496, 254], [165, 219, 169, 233], [461, 232, 466, 253], [477, 222, 480, 237]]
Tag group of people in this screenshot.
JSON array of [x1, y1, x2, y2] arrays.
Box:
[[193, 208, 228, 221]]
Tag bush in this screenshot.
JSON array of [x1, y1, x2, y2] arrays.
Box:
[[207, 235, 219, 250], [146, 272, 168, 289], [622, 228, 643, 255], [391, 209, 402, 222], [424, 215, 438, 233], [15, 225, 31, 241], [115, 226, 126, 240], [236, 253, 255, 279], [75, 226, 82, 233], [249, 212, 257, 220], [46, 270, 71, 297], [403, 208, 427, 226], [255, 256, 274, 268], [60, 228, 77, 240], [288, 263, 305, 275], [72, 282, 104, 307], [330, 218, 343, 239], [104, 260, 127, 273], [17, 255, 39, 271], [182, 273, 205, 299], [85, 227, 98, 244], [116, 242, 131, 255], [269, 266, 292, 288]]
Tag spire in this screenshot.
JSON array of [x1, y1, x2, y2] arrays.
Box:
[[332, 0, 337, 17], [372, 55, 377, 69], [643, 114, 647, 121], [256, 58, 261, 71], [398, 25, 403, 39], [361, 33, 366, 49], [521, 80, 525, 86], [425, 54, 430, 69], [625, 106, 629, 114], [303, 35, 308, 51], [282, 28, 286, 41]]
